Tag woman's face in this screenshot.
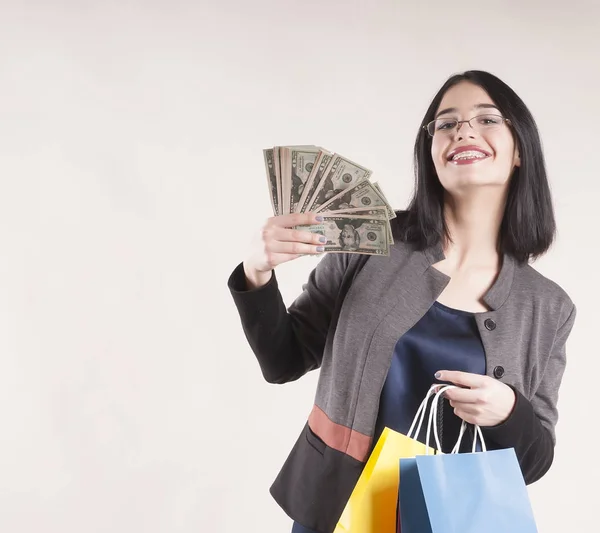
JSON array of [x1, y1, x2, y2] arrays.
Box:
[[430, 81, 520, 195]]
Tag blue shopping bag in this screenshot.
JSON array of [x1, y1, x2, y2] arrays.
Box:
[[398, 457, 431, 533], [400, 448, 538, 533], [398, 384, 538, 533]]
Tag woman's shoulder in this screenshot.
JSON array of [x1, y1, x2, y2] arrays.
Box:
[[514, 261, 575, 317]]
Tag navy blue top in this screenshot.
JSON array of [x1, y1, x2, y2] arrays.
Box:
[[291, 301, 486, 533], [373, 300, 486, 445]]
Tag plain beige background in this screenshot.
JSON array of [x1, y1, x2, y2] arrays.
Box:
[[0, 0, 597, 531]]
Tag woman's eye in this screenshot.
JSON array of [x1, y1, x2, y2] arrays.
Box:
[[479, 115, 503, 125], [437, 120, 456, 130]]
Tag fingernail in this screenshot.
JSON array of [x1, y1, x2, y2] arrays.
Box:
[[434, 372, 441, 379], [316, 216, 324, 222], [319, 236, 327, 243], [316, 246, 324, 252]]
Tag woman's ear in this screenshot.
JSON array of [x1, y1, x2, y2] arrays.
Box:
[[513, 148, 521, 168]]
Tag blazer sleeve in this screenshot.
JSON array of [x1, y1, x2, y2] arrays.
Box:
[[227, 254, 350, 384], [482, 302, 577, 484]]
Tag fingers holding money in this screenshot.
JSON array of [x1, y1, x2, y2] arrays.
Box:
[[268, 227, 326, 255], [246, 213, 326, 274], [264, 221, 326, 258], [266, 212, 323, 229]]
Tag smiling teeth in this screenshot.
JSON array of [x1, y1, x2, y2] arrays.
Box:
[[452, 151, 487, 161]]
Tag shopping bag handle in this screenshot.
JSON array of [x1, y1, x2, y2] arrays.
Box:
[[406, 384, 439, 441], [450, 419, 487, 454], [425, 385, 487, 454]]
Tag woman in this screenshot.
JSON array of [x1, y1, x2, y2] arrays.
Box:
[[228, 71, 576, 533]]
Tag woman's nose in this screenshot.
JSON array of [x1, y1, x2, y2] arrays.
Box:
[[455, 121, 477, 141]]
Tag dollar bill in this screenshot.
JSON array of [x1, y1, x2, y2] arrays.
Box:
[[289, 147, 321, 214], [279, 147, 291, 214], [316, 179, 390, 215], [305, 154, 372, 212], [372, 182, 396, 219], [326, 207, 388, 217], [296, 215, 389, 255], [273, 146, 282, 215], [263, 149, 279, 216], [298, 150, 333, 213], [278, 145, 319, 215], [327, 207, 394, 245]]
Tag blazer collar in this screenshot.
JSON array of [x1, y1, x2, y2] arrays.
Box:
[[422, 241, 516, 311]]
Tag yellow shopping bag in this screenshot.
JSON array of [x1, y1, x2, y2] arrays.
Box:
[[334, 388, 439, 533]]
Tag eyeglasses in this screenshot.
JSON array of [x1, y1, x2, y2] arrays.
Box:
[[424, 113, 511, 137]]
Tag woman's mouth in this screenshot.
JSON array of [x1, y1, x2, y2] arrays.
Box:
[[449, 150, 490, 165], [446, 146, 492, 165]]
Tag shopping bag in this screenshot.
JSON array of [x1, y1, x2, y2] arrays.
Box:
[[398, 457, 432, 533], [398, 384, 459, 533], [334, 387, 439, 533], [399, 385, 538, 533], [416, 448, 538, 533]]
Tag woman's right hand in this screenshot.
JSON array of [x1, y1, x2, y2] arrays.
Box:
[[243, 212, 326, 289]]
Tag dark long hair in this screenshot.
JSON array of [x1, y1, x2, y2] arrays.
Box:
[[399, 70, 555, 263]]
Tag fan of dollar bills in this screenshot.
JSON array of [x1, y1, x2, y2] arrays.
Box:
[[263, 145, 395, 256]]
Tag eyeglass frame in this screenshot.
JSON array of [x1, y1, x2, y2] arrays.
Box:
[[423, 113, 512, 137]]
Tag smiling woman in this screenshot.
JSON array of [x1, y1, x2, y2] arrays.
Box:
[[229, 70, 576, 533], [405, 71, 554, 264], [432, 86, 520, 189]]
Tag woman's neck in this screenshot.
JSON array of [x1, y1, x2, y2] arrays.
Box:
[[442, 190, 506, 269]]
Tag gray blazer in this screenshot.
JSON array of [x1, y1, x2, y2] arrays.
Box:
[[229, 229, 576, 533]]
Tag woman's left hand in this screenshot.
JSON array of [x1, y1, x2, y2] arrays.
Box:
[[434, 370, 516, 427]]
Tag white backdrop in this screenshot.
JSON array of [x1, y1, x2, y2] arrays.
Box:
[[0, 0, 597, 531]]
